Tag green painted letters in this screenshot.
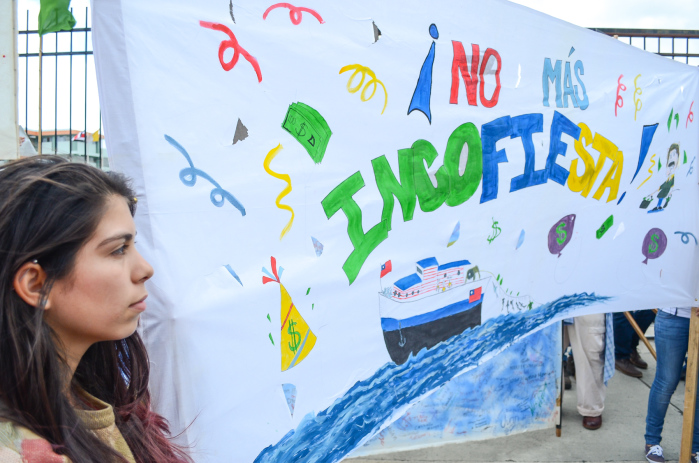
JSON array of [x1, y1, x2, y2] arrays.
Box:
[[371, 152, 416, 226], [321, 172, 389, 284], [443, 123, 483, 206], [409, 140, 450, 212]]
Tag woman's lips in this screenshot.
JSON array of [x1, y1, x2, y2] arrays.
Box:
[[130, 296, 147, 312]]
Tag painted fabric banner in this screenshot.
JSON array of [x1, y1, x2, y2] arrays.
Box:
[[352, 323, 561, 457], [92, 0, 699, 461]]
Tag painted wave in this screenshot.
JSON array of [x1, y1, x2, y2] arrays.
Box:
[[254, 292, 611, 463]]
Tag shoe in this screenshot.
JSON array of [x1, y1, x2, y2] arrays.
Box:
[[630, 349, 649, 369], [582, 415, 602, 430], [616, 358, 643, 378], [564, 374, 571, 390], [645, 444, 665, 463]]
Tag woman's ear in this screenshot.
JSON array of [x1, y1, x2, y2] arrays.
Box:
[[13, 261, 49, 309]]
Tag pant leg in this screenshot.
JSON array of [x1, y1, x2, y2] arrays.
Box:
[[645, 311, 689, 447], [613, 312, 634, 360], [568, 313, 606, 417], [630, 310, 657, 350]]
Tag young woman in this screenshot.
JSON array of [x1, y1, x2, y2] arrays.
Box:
[[645, 307, 698, 463], [0, 156, 191, 463]]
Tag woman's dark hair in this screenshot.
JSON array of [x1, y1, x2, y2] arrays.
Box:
[[0, 156, 191, 463]]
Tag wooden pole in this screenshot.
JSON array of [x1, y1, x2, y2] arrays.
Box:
[[624, 311, 657, 361], [38, 35, 42, 155], [680, 307, 699, 463]]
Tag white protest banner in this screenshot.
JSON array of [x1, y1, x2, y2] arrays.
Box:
[[92, 1, 699, 461]]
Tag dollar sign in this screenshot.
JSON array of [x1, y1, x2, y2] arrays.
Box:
[[296, 122, 307, 138], [556, 222, 567, 245], [487, 219, 502, 244], [287, 319, 302, 353], [648, 233, 659, 254]]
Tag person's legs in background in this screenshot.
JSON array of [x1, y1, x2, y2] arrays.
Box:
[[614, 312, 642, 377], [630, 310, 656, 369], [568, 313, 606, 430]]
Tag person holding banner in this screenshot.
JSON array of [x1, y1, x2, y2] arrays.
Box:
[[645, 307, 699, 463], [0, 157, 191, 463]]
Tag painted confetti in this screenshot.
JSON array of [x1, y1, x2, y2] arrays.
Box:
[[613, 222, 625, 240], [447, 221, 460, 247], [516, 229, 525, 250], [282, 383, 297, 417], [233, 118, 248, 144], [263, 144, 294, 240], [311, 236, 324, 257], [224, 264, 243, 286]]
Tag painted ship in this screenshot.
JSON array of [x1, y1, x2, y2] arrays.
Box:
[[379, 257, 490, 365]]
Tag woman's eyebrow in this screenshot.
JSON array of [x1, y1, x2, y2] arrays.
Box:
[[97, 233, 134, 248]]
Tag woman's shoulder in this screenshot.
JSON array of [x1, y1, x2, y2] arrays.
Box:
[[0, 419, 70, 463]]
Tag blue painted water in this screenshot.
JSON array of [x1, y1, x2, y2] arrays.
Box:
[[358, 323, 560, 454], [254, 293, 611, 463]]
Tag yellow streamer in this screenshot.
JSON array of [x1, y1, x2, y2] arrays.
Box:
[[339, 64, 388, 114], [633, 74, 643, 121], [637, 153, 656, 190], [263, 144, 294, 240]]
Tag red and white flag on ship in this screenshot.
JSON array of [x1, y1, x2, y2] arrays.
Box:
[[469, 287, 482, 303], [380, 260, 392, 278]]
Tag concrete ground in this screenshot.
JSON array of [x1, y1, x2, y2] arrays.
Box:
[[349, 328, 690, 463]]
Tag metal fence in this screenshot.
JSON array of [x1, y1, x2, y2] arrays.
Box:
[[15, 11, 699, 170], [592, 28, 699, 65], [18, 8, 105, 169]]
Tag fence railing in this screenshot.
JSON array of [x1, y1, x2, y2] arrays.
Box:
[[18, 8, 105, 169], [592, 28, 699, 65]]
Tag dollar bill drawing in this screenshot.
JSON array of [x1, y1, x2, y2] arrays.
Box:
[[282, 102, 332, 164], [596, 215, 614, 239]]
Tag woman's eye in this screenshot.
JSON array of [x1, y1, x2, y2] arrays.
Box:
[[112, 244, 129, 256]]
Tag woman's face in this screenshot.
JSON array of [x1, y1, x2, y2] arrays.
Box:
[[44, 195, 154, 351]]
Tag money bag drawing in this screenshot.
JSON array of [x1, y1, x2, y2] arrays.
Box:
[[263, 257, 317, 371]]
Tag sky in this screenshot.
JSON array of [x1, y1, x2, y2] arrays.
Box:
[[511, 0, 699, 30], [14, 0, 699, 132]]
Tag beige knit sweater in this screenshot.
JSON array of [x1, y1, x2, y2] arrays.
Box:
[[0, 391, 135, 463]]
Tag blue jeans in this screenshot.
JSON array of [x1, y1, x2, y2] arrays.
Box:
[[645, 311, 699, 451]]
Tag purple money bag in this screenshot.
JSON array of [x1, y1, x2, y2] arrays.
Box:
[[548, 214, 576, 257], [641, 228, 667, 264]]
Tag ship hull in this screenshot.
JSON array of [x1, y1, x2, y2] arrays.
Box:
[[381, 298, 482, 365]]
